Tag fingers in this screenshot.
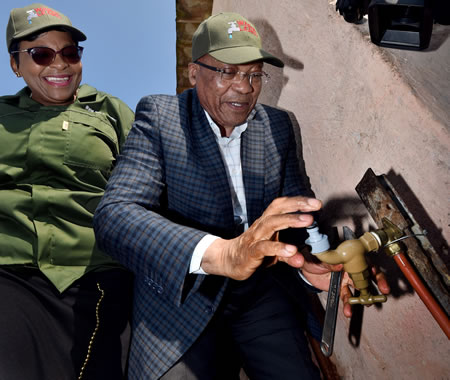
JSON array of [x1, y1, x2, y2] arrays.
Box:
[[343, 302, 353, 318], [205, 196, 323, 280], [265, 196, 322, 215], [279, 252, 305, 268], [246, 196, 323, 243], [252, 213, 314, 240], [340, 272, 354, 318], [302, 261, 343, 275], [250, 239, 300, 261], [341, 284, 354, 318], [247, 238, 307, 269], [340, 266, 390, 318], [371, 266, 390, 294]]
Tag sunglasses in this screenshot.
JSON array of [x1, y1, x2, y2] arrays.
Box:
[[10, 46, 84, 66]]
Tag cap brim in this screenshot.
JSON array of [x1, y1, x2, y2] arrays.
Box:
[[209, 46, 284, 68], [13, 24, 86, 43]]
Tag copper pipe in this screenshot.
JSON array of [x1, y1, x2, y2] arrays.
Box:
[[394, 252, 450, 339]]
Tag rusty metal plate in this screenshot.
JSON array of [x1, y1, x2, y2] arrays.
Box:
[[356, 168, 450, 316]]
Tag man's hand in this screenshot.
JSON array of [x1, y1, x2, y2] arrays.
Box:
[[340, 266, 390, 317], [201, 196, 322, 280], [301, 262, 390, 317], [300, 260, 343, 291]]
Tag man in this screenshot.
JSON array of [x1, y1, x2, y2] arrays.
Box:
[[94, 12, 387, 380]]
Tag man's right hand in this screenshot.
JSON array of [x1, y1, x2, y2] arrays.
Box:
[[200, 196, 322, 280]]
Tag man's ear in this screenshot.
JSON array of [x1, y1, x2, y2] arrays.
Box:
[[188, 63, 198, 86]]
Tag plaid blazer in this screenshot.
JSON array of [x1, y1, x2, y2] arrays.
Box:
[[94, 88, 311, 379]]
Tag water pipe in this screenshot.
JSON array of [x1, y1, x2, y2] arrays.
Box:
[[379, 223, 450, 339], [392, 252, 450, 339]]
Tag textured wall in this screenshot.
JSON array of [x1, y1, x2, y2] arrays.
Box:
[[176, 0, 213, 93], [211, 1, 449, 379]]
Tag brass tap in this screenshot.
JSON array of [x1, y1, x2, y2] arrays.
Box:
[[306, 218, 403, 305]]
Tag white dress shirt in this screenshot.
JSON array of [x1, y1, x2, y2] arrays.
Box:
[[189, 111, 247, 274]]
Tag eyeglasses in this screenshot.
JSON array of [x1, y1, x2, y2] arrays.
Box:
[[10, 46, 84, 66], [195, 61, 270, 86]]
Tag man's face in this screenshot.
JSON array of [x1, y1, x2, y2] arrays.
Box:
[[188, 55, 263, 135]]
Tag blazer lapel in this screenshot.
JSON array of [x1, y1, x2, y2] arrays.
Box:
[[190, 93, 235, 229]]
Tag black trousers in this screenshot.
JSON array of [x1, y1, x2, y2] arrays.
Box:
[[0, 266, 133, 380], [161, 268, 321, 380]]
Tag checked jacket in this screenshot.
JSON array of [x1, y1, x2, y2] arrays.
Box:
[[93, 87, 312, 379]]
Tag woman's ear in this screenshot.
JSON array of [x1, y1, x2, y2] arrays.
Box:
[[188, 63, 198, 86], [10, 54, 20, 76]]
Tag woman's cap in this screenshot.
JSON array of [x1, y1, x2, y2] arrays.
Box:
[[6, 3, 86, 50], [192, 12, 284, 67]]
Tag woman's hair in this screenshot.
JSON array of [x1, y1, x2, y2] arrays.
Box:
[[9, 26, 80, 65]]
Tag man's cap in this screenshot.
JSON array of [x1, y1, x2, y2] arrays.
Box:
[[192, 12, 284, 67], [6, 3, 86, 51]]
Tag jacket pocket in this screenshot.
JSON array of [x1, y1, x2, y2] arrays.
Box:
[[63, 111, 119, 173]]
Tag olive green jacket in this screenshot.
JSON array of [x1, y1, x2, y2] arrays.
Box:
[[0, 84, 134, 292]]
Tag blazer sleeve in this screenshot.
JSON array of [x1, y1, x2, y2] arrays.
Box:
[[93, 96, 208, 307]]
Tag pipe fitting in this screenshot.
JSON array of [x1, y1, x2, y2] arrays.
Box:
[[315, 239, 372, 295], [360, 232, 380, 252]]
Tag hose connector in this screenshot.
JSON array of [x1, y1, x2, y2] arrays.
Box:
[[305, 222, 330, 254]]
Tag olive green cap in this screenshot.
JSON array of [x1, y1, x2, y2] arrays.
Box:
[[192, 12, 284, 67], [6, 3, 86, 51]]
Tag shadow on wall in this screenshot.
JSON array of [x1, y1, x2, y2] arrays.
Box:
[[426, 23, 450, 51], [286, 111, 315, 198], [319, 197, 371, 238], [250, 18, 304, 107]]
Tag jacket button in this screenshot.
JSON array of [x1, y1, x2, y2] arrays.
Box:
[[205, 306, 214, 314]]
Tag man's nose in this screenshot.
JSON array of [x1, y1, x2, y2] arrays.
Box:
[[232, 74, 254, 93]]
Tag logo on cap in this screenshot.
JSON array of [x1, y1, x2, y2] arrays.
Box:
[[227, 21, 240, 38], [25, 7, 62, 25], [226, 20, 258, 39], [26, 10, 37, 24]]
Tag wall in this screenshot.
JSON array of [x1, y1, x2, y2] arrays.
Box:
[[211, 1, 449, 378], [176, 0, 213, 93]]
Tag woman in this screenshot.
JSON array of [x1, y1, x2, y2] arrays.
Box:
[[0, 4, 135, 380]]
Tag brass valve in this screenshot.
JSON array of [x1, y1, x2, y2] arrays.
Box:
[[373, 218, 404, 256], [306, 218, 403, 305]]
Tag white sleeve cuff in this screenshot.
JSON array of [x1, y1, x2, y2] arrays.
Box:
[[189, 235, 220, 275], [297, 269, 314, 287]]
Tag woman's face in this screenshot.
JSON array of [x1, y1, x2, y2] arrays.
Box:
[[10, 30, 82, 106]]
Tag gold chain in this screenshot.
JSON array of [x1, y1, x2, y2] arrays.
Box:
[[78, 282, 104, 380]]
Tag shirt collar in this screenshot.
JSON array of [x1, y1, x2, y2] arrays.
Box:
[[204, 110, 248, 140]]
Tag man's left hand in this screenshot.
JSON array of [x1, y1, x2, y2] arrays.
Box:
[[301, 262, 390, 317]]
